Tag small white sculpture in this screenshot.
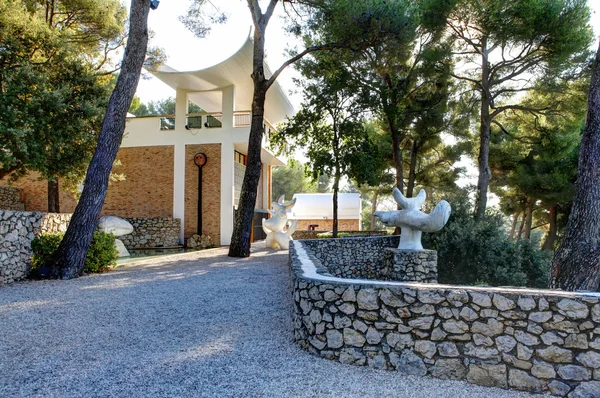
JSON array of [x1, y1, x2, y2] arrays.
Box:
[[374, 188, 451, 250], [97, 216, 134, 257], [262, 195, 298, 250]]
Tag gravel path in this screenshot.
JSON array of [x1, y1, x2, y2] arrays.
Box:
[[0, 244, 545, 397]]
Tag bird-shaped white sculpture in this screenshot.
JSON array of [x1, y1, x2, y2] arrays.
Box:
[[374, 188, 451, 250], [262, 195, 298, 250]]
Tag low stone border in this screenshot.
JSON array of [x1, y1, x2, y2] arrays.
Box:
[[120, 217, 181, 249], [290, 237, 600, 397], [292, 230, 388, 240]]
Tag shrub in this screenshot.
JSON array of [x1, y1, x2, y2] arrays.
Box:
[[423, 212, 550, 288], [85, 232, 119, 273], [31, 233, 64, 274], [31, 231, 119, 276]]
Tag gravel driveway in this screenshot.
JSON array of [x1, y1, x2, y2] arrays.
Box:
[[0, 244, 545, 397]]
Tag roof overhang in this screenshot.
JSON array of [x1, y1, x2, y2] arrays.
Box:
[[152, 29, 295, 124]]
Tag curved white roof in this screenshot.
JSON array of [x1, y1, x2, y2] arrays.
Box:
[[288, 193, 361, 220], [152, 30, 294, 124]]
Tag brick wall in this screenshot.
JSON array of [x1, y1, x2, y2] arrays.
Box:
[[295, 219, 360, 231], [103, 146, 174, 218], [0, 146, 174, 217], [1, 173, 78, 212], [185, 144, 221, 245]]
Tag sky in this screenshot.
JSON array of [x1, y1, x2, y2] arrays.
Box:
[[136, 1, 301, 106], [136, 0, 600, 107]]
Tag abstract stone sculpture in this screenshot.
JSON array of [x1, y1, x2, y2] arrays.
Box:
[[374, 188, 451, 250], [97, 216, 134, 257], [262, 195, 298, 250]]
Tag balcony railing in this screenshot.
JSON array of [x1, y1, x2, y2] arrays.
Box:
[[234, 113, 251, 127], [205, 114, 222, 128], [160, 117, 175, 130], [156, 112, 271, 132]]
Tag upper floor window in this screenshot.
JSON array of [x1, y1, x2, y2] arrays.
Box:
[[235, 151, 247, 166]]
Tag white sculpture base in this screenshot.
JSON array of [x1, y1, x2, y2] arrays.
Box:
[[96, 216, 134, 258], [114, 239, 130, 257]]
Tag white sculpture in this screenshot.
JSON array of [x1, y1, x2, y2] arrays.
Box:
[[374, 188, 451, 250], [97, 216, 134, 257], [262, 195, 298, 250]]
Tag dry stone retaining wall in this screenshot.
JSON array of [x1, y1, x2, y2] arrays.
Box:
[[290, 237, 600, 397], [299, 236, 400, 280], [0, 210, 70, 284], [120, 217, 181, 249], [292, 230, 388, 240], [0, 186, 24, 210]]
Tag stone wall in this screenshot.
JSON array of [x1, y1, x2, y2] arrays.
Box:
[[120, 217, 181, 248], [290, 237, 600, 397], [300, 236, 400, 280], [0, 210, 71, 284], [292, 230, 388, 240], [295, 219, 360, 231], [0, 186, 24, 210]]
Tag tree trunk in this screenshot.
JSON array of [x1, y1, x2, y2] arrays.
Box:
[[390, 126, 404, 195], [542, 204, 557, 252], [474, 39, 492, 221], [50, 0, 150, 279], [523, 200, 534, 240], [370, 190, 379, 230], [509, 211, 520, 241], [332, 169, 340, 238], [406, 140, 418, 198], [47, 178, 59, 213], [549, 42, 600, 291], [228, 14, 270, 257], [517, 209, 527, 241]]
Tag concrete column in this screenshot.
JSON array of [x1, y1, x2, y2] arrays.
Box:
[[220, 142, 235, 245], [175, 89, 188, 132], [173, 143, 186, 244], [221, 85, 235, 130]]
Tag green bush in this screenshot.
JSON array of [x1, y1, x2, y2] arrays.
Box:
[[85, 232, 119, 273], [31, 231, 119, 276], [31, 233, 64, 273], [423, 212, 550, 288]]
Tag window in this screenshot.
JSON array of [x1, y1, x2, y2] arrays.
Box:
[[235, 151, 247, 165]]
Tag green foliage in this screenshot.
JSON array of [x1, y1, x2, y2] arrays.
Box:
[[129, 97, 202, 116], [0, 0, 125, 183], [272, 161, 317, 199], [424, 204, 550, 288], [31, 233, 64, 272], [85, 232, 119, 273], [31, 232, 118, 276]]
